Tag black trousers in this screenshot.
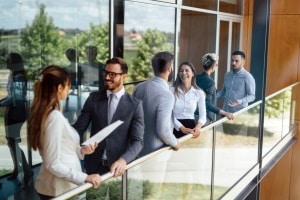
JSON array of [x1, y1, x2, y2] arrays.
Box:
[[173, 119, 196, 138]]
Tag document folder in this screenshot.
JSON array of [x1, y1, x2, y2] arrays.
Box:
[[82, 120, 123, 145]]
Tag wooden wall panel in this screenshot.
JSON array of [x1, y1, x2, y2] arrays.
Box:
[[243, 0, 254, 15], [242, 0, 253, 72], [271, 0, 300, 14], [266, 15, 300, 95], [290, 125, 300, 199], [242, 15, 253, 71], [260, 148, 292, 200], [179, 12, 216, 74]]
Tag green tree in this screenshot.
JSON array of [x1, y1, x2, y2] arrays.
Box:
[[129, 29, 174, 82], [20, 4, 63, 79], [76, 23, 109, 63]]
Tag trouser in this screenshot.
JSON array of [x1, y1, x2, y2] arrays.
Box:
[[173, 119, 196, 138]]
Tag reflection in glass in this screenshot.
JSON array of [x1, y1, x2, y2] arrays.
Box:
[[127, 130, 214, 199], [214, 106, 259, 199], [0, 0, 109, 169], [262, 90, 292, 156], [124, 1, 175, 82], [84, 178, 122, 199]]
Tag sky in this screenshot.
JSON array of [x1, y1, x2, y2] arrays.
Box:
[[0, 0, 174, 32]]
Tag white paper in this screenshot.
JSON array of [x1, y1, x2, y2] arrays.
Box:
[[82, 120, 123, 145]]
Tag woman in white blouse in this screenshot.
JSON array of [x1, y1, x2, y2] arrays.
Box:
[[27, 65, 101, 199], [170, 61, 206, 138]]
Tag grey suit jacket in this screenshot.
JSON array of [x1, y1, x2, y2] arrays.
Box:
[[73, 88, 144, 174], [133, 77, 177, 157]]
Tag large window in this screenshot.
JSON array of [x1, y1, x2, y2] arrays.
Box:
[[124, 1, 176, 84]]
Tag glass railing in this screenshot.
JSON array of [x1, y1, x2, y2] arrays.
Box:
[[0, 82, 298, 199], [52, 82, 298, 199]]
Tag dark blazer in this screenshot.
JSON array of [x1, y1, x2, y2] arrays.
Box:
[[196, 72, 220, 121], [73, 88, 144, 174]]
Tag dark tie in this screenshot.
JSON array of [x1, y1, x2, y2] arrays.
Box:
[[107, 93, 116, 124]]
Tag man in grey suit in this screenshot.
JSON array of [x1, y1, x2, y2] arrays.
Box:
[[73, 57, 144, 177], [133, 51, 180, 157]]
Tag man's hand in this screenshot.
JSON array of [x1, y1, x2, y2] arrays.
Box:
[[228, 100, 239, 107], [110, 158, 127, 177], [171, 140, 180, 151], [225, 112, 234, 120]]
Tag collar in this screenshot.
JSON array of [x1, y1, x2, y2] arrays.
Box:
[[106, 87, 125, 99], [152, 76, 169, 90]]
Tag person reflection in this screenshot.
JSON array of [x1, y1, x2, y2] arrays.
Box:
[[80, 45, 105, 89], [65, 47, 79, 93], [0, 52, 33, 186]]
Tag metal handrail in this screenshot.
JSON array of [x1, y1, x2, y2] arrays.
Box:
[[53, 82, 298, 200], [53, 101, 262, 200]]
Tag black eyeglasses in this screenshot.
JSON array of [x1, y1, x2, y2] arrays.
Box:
[[102, 70, 123, 78]]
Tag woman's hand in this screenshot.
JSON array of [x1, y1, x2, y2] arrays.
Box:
[[179, 126, 194, 134], [192, 123, 202, 138], [85, 174, 101, 188], [80, 142, 98, 155]]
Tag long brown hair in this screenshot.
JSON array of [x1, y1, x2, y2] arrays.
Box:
[[173, 61, 200, 98], [28, 65, 71, 150]]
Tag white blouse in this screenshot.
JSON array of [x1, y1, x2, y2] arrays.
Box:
[[35, 110, 87, 197], [170, 86, 206, 131]]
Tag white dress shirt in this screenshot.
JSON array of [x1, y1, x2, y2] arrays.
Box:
[[170, 86, 206, 131]]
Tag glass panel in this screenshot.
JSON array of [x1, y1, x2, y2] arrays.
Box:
[[0, 0, 109, 171], [124, 1, 175, 82], [182, 0, 217, 11], [262, 90, 292, 156], [282, 89, 292, 136], [219, 0, 243, 15], [214, 105, 259, 199], [127, 129, 214, 199], [68, 178, 122, 200], [231, 22, 241, 52], [218, 20, 229, 105], [178, 9, 217, 74]]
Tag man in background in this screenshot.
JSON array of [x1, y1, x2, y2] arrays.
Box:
[[217, 50, 256, 113]]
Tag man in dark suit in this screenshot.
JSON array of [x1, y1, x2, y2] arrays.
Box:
[[73, 57, 144, 177]]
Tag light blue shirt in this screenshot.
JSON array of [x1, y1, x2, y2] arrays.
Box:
[[133, 77, 177, 156], [217, 68, 256, 113], [170, 86, 206, 130]]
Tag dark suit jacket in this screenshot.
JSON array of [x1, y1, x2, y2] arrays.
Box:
[[73, 88, 144, 174]]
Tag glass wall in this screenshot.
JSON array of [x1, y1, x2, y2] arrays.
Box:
[[124, 1, 176, 84], [0, 0, 248, 198], [0, 0, 109, 174]]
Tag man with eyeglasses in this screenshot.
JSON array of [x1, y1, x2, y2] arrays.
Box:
[[73, 57, 144, 177]]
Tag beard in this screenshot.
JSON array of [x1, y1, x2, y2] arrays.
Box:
[[104, 77, 122, 91], [167, 71, 173, 82]]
